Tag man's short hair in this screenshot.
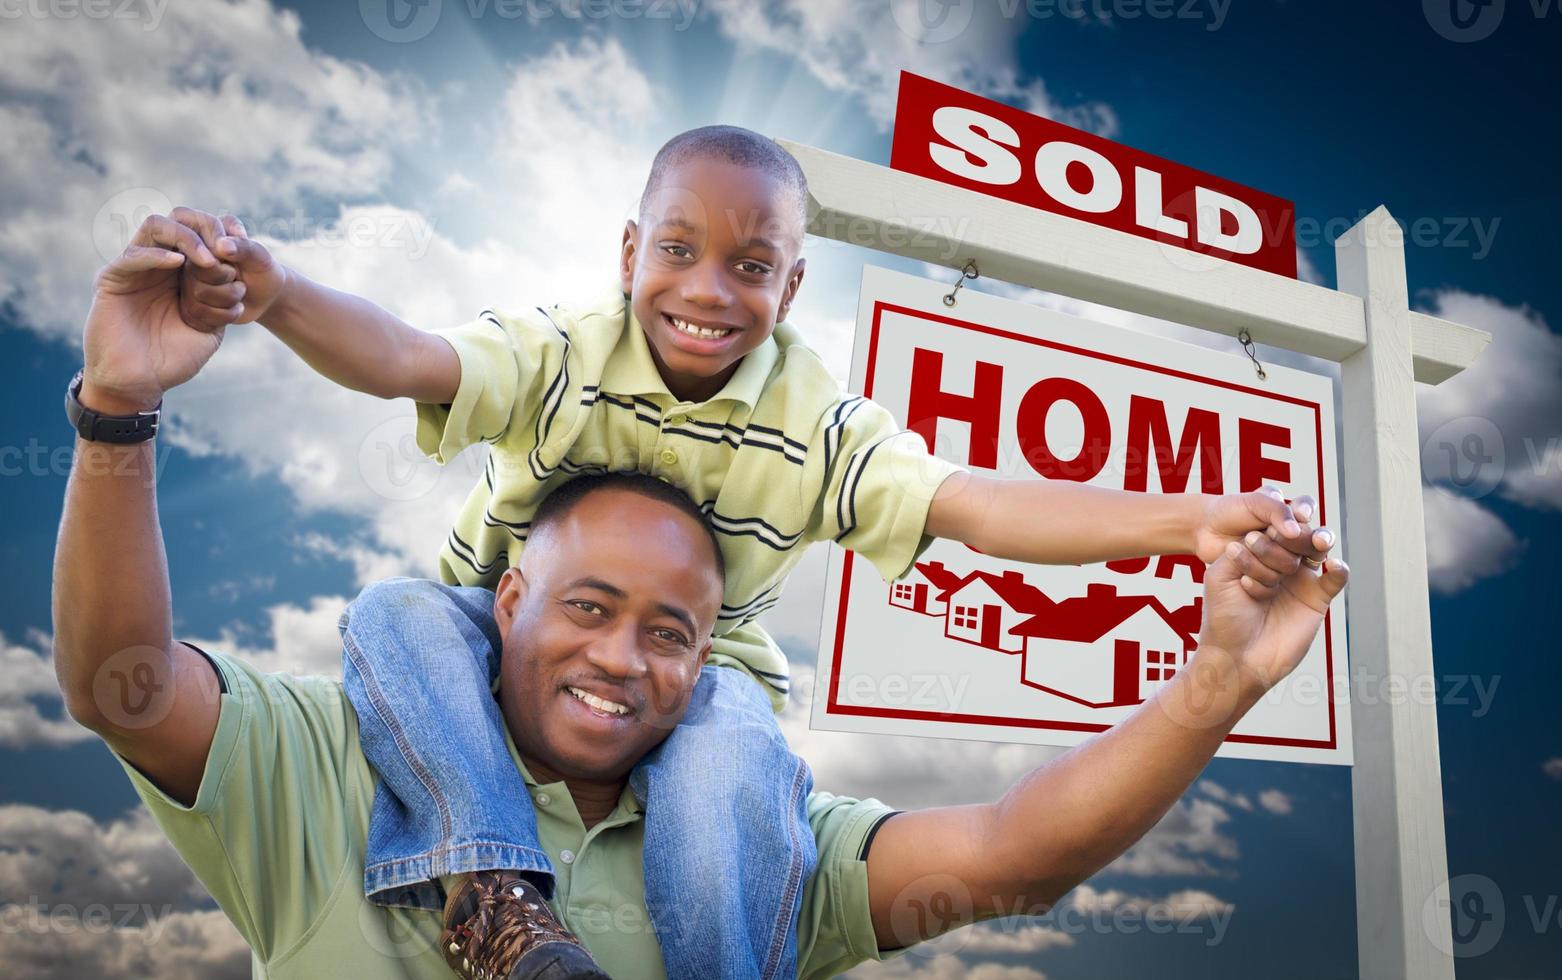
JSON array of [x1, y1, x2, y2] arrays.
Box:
[[639, 124, 810, 234], [531, 472, 725, 579]]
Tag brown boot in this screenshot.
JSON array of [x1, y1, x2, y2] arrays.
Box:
[[440, 870, 611, 980]]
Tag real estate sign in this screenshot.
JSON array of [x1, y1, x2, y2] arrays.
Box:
[[811, 266, 1351, 765]]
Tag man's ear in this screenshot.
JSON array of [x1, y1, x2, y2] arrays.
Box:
[[695, 641, 711, 671], [493, 566, 529, 636], [776, 257, 806, 323], [619, 219, 639, 295]]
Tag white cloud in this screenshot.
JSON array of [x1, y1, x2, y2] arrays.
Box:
[[0, 631, 90, 748], [1197, 780, 1254, 812], [0, 0, 427, 340], [0, 596, 346, 750], [847, 953, 1047, 980], [705, 0, 1116, 134], [0, 907, 249, 980], [1421, 486, 1525, 594], [0, 805, 206, 916], [0, 805, 248, 979], [1416, 291, 1562, 511], [1065, 883, 1232, 918], [1105, 798, 1239, 878], [1543, 757, 1562, 781], [1256, 789, 1293, 816]]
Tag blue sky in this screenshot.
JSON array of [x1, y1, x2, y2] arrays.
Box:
[[2, 1, 1559, 977]]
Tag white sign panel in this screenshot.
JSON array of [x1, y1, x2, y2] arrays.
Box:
[[811, 266, 1351, 765]]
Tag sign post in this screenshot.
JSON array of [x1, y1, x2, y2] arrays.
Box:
[[781, 112, 1486, 976]]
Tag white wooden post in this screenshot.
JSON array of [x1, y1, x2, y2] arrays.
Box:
[[1336, 207, 1455, 979]]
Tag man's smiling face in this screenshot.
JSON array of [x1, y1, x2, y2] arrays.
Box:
[[493, 487, 724, 784], [620, 154, 807, 403]]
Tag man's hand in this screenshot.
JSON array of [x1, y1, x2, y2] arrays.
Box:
[[82, 214, 231, 412], [1192, 485, 1333, 566], [1186, 520, 1350, 709], [172, 207, 288, 330]]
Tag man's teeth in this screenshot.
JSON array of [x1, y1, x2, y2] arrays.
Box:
[[567, 686, 631, 716], [671, 317, 733, 340]]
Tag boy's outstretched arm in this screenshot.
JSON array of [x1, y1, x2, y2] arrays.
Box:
[[170, 207, 460, 404], [925, 471, 1331, 567]]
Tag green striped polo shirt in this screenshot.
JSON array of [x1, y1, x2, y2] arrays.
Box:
[[416, 289, 964, 711]]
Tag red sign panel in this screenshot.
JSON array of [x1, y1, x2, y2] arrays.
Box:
[[890, 71, 1298, 278]]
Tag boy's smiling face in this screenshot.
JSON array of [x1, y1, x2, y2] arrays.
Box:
[[620, 154, 807, 403]]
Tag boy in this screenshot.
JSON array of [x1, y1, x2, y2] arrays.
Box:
[[172, 126, 1325, 980]]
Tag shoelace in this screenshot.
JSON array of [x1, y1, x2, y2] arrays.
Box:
[[446, 875, 576, 980]]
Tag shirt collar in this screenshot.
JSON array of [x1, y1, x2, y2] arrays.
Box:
[[600, 292, 780, 410], [502, 722, 644, 821]]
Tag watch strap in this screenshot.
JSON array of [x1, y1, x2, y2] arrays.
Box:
[[66, 370, 161, 444]]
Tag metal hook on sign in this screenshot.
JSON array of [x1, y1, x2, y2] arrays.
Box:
[[1237, 329, 1267, 381], [942, 259, 979, 307]]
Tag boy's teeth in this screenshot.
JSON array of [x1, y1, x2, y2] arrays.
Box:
[[672, 317, 733, 340], [567, 686, 631, 716]]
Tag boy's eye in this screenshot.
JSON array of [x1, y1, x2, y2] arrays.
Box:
[[736, 260, 771, 276], [660, 243, 693, 259]]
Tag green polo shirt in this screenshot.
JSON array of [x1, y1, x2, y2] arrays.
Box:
[[118, 650, 903, 979], [417, 290, 965, 711]]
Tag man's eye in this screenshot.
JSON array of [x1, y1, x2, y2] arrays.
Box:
[[736, 261, 770, 276], [651, 628, 690, 647], [661, 244, 692, 259], [569, 600, 606, 616]]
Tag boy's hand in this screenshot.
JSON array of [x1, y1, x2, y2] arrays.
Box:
[[1192, 486, 1333, 567], [171, 207, 287, 330]]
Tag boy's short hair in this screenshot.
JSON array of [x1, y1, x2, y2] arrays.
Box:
[[531, 472, 725, 580], [639, 125, 810, 234]]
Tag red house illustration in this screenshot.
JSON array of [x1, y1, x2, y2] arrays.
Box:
[[937, 569, 1053, 655], [1012, 584, 1202, 708], [888, 560, 964, 617]]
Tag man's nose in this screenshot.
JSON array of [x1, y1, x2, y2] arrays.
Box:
[[679, 260, 732, 309], [584, 623, 649, 681]]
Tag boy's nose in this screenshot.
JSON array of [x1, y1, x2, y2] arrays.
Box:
[[679, 263, 733, 309]]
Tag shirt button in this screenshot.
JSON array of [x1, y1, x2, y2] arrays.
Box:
[[660, 448, 678, 466], [559, 849, 575, 865], [535, 792, 551, 806], [667, 413, 688, 426]]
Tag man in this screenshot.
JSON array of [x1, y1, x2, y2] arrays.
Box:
[[53, 216, 1348, 979]]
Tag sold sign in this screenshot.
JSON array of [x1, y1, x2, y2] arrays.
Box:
[[890, 72, 1298, 278]]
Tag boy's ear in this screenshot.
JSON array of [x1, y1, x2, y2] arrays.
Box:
[[619, 219, 639, 294], [776, 257, 806, 323], [493, 566, 529, 635]]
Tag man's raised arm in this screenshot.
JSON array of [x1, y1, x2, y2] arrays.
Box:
[[52, 216, 234, 806], [863, 522, 1349, 950]]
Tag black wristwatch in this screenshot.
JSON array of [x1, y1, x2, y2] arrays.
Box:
[[65, 370, 161, 444]]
